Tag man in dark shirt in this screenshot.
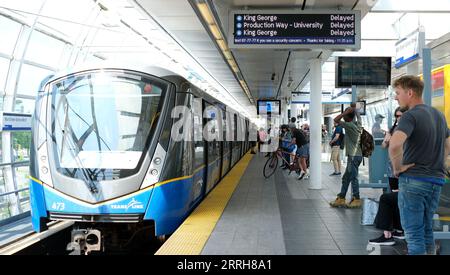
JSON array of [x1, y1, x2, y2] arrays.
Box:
[[389, 75, 450, 255]]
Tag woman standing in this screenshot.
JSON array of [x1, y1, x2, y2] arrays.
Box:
[[368, 106, 408, 245]]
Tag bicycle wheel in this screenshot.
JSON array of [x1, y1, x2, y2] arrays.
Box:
[[263, 155, 279, 178]]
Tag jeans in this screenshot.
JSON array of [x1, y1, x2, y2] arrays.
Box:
[[398, 176, 442, 255], [338, 156, 362, 199]]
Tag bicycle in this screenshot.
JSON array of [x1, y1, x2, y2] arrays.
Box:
[[263, 148, 300, 178]]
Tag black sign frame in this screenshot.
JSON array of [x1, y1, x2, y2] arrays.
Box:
[[228, 10, 361, 50]]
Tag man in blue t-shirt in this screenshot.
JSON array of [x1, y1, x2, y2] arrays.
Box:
[[329, 121, 344, 176], [389, 75, 450, 255]]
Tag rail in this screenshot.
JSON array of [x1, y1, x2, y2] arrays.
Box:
[[0, 187, 29, 198]]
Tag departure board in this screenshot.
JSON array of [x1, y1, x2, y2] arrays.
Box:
[[228, 10, 361, 50]]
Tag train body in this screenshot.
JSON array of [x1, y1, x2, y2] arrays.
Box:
[[29, 64, 253, 253]]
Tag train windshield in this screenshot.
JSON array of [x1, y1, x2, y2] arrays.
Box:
[[49, 70, 167, 180]]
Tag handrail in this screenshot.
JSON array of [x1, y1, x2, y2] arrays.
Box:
[[0, 187, 29, 198]]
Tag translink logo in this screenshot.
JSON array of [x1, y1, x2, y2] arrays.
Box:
[[110, 198, 144, 211]]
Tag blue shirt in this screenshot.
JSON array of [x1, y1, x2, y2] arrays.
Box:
[[332, 125, 344, 146]]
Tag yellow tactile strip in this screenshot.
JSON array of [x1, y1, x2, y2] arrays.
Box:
[[155, 153, 253, 255]]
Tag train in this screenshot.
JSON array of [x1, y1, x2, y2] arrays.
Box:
[[29, 64, 255, 254]]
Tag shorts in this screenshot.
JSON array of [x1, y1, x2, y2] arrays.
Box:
[[297, 143, 309, 158]]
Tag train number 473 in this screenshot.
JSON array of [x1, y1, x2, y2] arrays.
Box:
[[51, 202, 65, 211]]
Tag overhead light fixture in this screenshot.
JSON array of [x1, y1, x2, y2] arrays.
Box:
[[196, 1, 255, 106], [287, 71, 293, 87]]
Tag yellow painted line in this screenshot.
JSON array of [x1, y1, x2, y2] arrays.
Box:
[[155, 152, 253, 255]]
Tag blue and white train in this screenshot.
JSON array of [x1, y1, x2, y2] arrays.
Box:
[[29, 64, 254, 254]]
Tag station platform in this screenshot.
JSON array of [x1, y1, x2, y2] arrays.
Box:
[[156, 152, 412, 255], [0, 216, 33, 247]]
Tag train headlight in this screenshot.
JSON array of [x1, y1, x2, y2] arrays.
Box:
[[38, 143, 53, 187], [150, 169, 159, 176], [41, 166, 49, 174], [141, 143, 166, 189]]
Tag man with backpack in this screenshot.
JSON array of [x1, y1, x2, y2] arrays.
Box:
[[329, 121, 344, 176], [330, 103, 363, 208]]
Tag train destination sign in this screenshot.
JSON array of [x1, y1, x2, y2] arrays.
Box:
[[228, 10, 361, 50]]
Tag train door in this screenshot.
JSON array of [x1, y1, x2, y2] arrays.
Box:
[[231, 113, 238, 167], [217, 107, 224, 180], [221, 110, 230, 177], [204, 102, 220, 193], [192, 96, 206, 203]]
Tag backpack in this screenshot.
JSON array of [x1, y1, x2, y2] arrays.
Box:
[[360, 128, 374, 158]]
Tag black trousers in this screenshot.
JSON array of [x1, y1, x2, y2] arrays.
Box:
[[374, 190, 403, 232]]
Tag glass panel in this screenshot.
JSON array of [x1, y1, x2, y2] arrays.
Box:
[[15, 165, 29, 190], [50, 70, 167, 180], [14, 98, 35, 114], [373, 0, 450, 11], [0, 15, 22, 56], [25, 30, 67, 68], [0, 57, 10, 94], [12, 131, 31, 162], [38, 0, 96, 43], [0, 169, 9, 220], [16, 64, 53, 96], [0, 0, 46, 15]]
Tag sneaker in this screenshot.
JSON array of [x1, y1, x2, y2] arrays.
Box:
[[297, 171, 305, 180], [368, 235, 396, 246], [304, 173, 310, 179], [329, 172, 341, 176], [347, 197, 361, 208], [392, 230, 405, 240], [329, 197, 346, 208]]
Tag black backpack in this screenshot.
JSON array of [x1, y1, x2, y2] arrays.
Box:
[[360, 128, 374, 158]]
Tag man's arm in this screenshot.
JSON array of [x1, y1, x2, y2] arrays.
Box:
[[334, 107, 354, 124], [444, 137, 450, 173], [389, 130, 414, 177], [329, 133, 340, 145], [445, 137, 450, 159]]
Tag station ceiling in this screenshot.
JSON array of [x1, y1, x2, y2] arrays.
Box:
[[137, 0, 450, 117]]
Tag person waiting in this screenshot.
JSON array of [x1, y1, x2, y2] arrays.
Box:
[[368, 107, 408, 245], [329, 121, 344, 176]]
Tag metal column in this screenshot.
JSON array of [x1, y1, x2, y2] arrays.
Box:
[[309, 59, 322, 190]]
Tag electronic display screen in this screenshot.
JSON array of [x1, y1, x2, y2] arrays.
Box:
[[257, 100, 281, 115], [229, 10, 361, 50], [336, 56, 392, 87], [341, 100, 366, 115]]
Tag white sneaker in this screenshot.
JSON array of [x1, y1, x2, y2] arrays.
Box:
[[304, 173, 310, 179], [297, 171, 305, 180]]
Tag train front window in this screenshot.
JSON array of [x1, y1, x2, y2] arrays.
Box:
[[50, 70, 167, 180]]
